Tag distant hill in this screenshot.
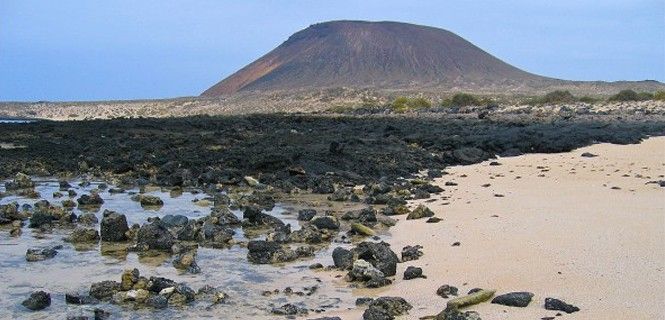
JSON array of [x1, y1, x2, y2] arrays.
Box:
[[202, 20, 663, 96]]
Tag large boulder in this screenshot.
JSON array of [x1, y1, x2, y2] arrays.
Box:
[[136, 221, 175, 251], [352, 242, 399, 277], [332, 247, 354, 269], [100, 210, 129, 242]]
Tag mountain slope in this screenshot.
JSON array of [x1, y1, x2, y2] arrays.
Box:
[[202, 20, 556, 96]]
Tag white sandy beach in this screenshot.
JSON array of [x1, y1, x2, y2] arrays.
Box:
[[332, 136, 665, 319]]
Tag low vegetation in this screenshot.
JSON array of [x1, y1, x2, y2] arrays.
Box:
[[391, 96, 432, 112], [441, 93, 482, 107], [608, 89, 654, 102], [655, 91, 665, 101]]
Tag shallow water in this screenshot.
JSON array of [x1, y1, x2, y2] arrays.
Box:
[[0, 179, 361, 319]]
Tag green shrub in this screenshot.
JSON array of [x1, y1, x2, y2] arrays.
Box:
[[442, 93, 481, 107], [578, 96, 598, 104], [654, 91, 665, 101], [391, 96, 432, 112], [541, 90, 576, 104], [637, 92, 654, 101], [608, 89, 640, 102]]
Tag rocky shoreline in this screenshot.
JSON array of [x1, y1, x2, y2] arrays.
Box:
[[1, 111, 664, 319]]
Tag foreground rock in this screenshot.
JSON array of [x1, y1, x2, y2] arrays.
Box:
[[363, 296, 412, 320], [491, 291, 534, 307], [352, 242, 399, 277], [21, 291, 51, 311], [88, 269, 199, 309], [347, 259, 392, 288], [406, 204, 434, 220], [100, 210, 129, 242], [544, 297, 580, 313], [136, 221, 175, 251]]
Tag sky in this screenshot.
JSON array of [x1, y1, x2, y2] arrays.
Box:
[[1, 0, 663, 101]]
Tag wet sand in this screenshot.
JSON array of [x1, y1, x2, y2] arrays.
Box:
[[333, 136, 665, 319]]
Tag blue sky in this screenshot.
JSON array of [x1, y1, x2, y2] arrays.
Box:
[[1, 0, 663, 101]]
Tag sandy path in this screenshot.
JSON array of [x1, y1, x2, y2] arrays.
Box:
[[330, 136, 665, 319]]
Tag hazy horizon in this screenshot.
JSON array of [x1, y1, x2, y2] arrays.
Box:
[[1, 0, 664, 101]]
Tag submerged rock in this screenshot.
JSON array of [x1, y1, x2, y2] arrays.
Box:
[[65, 293, 99, 305], [297, 209, 317, 221], [26, 246, 60, 262], [65, 227, 100, 243], [172, 250, 201, 274], [136, 195, 164, 207], [247, 240, 312, 264], [21, 291, 51, 311], [89, 280, 121, 300], [77, 193, 104, 206], [271, 303, 308, 316]]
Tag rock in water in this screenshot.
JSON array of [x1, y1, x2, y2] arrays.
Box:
[[544, 297, 580, 313], [310, 215, 340, 230], [297, 209, 317, 221], [406, 204, 434, 220], [136, 221, 175, 251], [26, 247, 59, 262], [65, 227, 100, 243], [491, 292, 534, 307], [100, 210, 129, 242], [77, 193, 104, 206], [21, 291, 51, 311], [5, 172, 35, 190]]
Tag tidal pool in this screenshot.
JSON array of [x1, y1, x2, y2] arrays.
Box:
[[0, 179, 363, 319]]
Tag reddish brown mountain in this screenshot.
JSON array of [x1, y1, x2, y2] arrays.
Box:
[[202, 20, 557, 96]]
